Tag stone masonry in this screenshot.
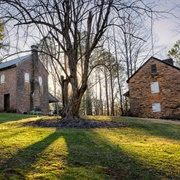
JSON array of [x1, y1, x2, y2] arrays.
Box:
[[127, 57, 180, 119], [0, 46, 49, 113], [0, 67, 17, 111]]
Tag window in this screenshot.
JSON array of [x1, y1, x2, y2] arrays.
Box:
[[25, 73, 30, 83], [152, 103, 161, 112], [38, 76, 42, 86], [150, 82, 160, 93], [151, 64, 157, 74], [0, 74, 5, 84]]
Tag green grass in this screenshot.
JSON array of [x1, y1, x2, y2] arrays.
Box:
[[0, 113, 179, 179]]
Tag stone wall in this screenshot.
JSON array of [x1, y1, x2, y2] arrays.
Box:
[[0, 54, 49, 113], [128, 58, 180, 119], [16, 57, 49, 113], [16, 58, 32, 113], [0, 67, 17, 111]]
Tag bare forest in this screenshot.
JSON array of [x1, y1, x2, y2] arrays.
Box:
[[0, 0, 158, 120]]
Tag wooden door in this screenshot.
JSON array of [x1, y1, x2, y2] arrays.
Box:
[[4, 94, 10, 111]]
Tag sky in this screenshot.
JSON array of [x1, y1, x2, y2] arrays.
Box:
[[1, 0, 180, 61], [151, 0, 180, 58]]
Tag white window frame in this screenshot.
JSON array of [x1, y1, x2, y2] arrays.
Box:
[[152, 103, 161, 112], [38, 76, 42, 86], [25, 73, 30, 83], [150, 82, 160, 94], [0, 74, 5, 84]]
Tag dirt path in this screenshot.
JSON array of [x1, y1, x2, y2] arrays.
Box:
[[122, 117, 180, 126]]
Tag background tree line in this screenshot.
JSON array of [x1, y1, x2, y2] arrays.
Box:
[[0, 0, 179, 119]]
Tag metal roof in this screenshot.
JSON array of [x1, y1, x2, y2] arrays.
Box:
[[0, 54, 31, 70], [48, 93, 59, 103]]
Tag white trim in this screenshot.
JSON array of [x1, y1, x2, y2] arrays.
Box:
[[25, 73, 30, 83], [0, 74, 5, 84], [152, 103, 161, 112], [151, 82, 160, 93], [38, 76, 42, 86]]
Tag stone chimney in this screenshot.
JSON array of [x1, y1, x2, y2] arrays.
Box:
[[31, 45, 38, 79], [31, 45, 38, 61], [162, 59, 174, 66], [30, 45, 39, 110]]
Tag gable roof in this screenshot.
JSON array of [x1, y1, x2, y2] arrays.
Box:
[[0, 54, 31, 71], [127, 56, 180, 83]]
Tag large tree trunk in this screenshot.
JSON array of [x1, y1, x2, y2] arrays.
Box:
[[62, 91, 83, 120], [61, 77, 87, 120]]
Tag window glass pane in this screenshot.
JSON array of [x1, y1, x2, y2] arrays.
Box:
[[25, 73, 30, 83], [151, 82, 160, 93], [152, 103, 161, 112], [151, 64, 157, 74]]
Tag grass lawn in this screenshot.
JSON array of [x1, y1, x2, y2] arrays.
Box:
[[0, 113, 179, 180]]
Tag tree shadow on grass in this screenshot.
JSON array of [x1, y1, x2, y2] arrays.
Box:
[[60, 129, 172, 180], [127, 120, 180, 141], [0, 119, 179, 179], [0, 131, 61, 179], [0, 113, 36, 124]]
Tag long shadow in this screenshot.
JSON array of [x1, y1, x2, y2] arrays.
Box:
[[0, 113, 36, 124], [0, 130, 61, 179], [0, 121, 179, 179], [86, 116, 180, 141], [126, 120, 180, 141], [59, 129, 178, 180]]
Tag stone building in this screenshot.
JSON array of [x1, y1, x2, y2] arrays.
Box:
[[126, 57, 180, 119], [0, 45, 57, 113]]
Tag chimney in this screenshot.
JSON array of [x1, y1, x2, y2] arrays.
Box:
[[31, 45, 38, 58], [30, 45, 38, 110], [31, 45, 38, 70], [162, 59, 174, 66]]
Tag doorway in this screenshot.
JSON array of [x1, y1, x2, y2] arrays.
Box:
[[4, 94, 10, 111]]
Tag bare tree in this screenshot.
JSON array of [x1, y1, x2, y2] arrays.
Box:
[[112, 25, 125, 115], [114, 8, 152, 78], [1, 0, 154, 120], [85, 85, 93, 115], [0, 21, 9, 60]]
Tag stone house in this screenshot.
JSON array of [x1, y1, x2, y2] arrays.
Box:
[[126, 57, 180, 119], [0, 45, 57, 113]]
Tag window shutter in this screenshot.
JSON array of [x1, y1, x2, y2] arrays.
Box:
[[151, 82, 160, 93], [152, 103, 161, 112], [1, 74, 5, 83], [38, 76, 42, 86], [25, 73, 30, 83]]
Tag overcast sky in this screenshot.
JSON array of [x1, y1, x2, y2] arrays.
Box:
[[1, 0, 180, 61], [151, 0, 180, 58]]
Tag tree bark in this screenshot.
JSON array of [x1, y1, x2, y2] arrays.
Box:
[[113, 25, 124, 115], [85, 87, 93, 115], [62, 86, 86, 120], [104, 69, 110, 116]]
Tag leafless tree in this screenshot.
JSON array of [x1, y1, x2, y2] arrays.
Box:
[[116, 9, 152, 78], [1, 0, 154, 120]]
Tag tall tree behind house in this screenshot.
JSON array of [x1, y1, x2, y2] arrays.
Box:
[[1, 0, 155, 120]]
